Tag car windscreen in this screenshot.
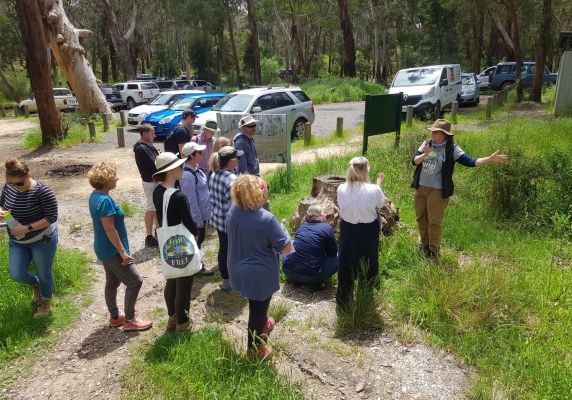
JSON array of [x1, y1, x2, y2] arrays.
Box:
[[170, 97, 197, 110], [150, 94, 178, 105], [212, 94, 253, 112], [462, 76, 475, 85], [393, 68, 441, 87], [142, 83, 159, 89]]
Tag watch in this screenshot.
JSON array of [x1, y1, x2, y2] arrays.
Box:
[[27, 224, 33, 231]]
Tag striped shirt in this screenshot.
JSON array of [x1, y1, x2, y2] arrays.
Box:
[[0, 182, 58, 241], [209, 170, 236, 232]]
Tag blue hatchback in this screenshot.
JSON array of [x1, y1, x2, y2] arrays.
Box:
[[144, 92, 227, 138]]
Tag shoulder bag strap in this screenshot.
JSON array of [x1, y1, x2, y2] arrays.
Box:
[[161, 187, 177, 228]]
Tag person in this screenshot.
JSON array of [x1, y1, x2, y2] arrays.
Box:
[[0, 159, 58, 317], [233, 115, 259, 176], [209, 146, 243, 292], [152, 152, 199, 332], [411, 119, 508, 257], [207, 136, 232, 178], [133, 123, 159, 247], [88, 163, 152, 331], [226, 175, 292, 358], [163, 109, 198, 156], [282, 203, 338, 287], [179, 142, 214, 276], [336, 157, 385, 311], [191, 119, 217, 172]]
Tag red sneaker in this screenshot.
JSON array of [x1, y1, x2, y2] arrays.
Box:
[[122, 318, 153, 331], [109, 315, 125, 327], [258, 345, 273, 359]]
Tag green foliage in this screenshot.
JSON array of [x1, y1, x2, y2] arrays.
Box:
[[300, 77, 385, 104], [122, 327, 303, 400], [260, 57, 281, 84], [119, 201, 136, 218], [268, 301, 290, 323], [152, 40, 178, 78], [0, 236, 91, 366], [0, 68, 30, 102]]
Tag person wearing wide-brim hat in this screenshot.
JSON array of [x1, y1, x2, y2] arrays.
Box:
[[410, 119, 508, 257], [234, 115, 260, 176], [152, 152, 200, 332]]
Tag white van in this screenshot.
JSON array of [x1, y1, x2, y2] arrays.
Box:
[[388, 64, 462, 118]]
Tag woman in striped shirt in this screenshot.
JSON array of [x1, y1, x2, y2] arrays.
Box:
[[0, 159, 58, 317]]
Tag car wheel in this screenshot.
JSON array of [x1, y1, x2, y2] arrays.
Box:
[[19, 106, 26, 115], [476, 96, 480, 105], [127, 98, 136, 109], [501, 81, 514, 91], [291, 118, 307, 140], [432, 101, 441, 120]]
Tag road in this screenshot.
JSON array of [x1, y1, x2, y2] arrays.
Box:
[[312, 101, 365, 137]]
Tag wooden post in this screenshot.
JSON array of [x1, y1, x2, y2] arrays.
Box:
[[493, 94, 499, 110], [14, 105, 18, 117], [406, 105, 414, 127], [0, 105, 5, 118], [336, 117, 343, 137], [303, 122, 311, 147], [88, 121, 96, 142], [102, 113, 110, 132], [451, 101, 459, 123], [24, 106, 30, 118], [117, 127, 125, 148], [486, 97, 493, 119], [119, 111, 126, 126]]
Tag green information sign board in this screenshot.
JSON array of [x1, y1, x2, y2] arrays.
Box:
[[363, 93, 403, 154]]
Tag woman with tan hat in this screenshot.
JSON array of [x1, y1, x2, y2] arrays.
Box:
[[152, 152, 199, 332], [411, 119, 508, 257]]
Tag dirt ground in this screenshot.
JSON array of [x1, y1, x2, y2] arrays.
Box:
[[0, 117, 471, 400]]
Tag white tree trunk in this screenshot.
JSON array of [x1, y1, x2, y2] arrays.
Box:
[[39, 0, 111, 114]]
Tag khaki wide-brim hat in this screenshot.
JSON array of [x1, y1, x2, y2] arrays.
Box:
[[426, 119, 453, 136], [152, 152, 186, 176]]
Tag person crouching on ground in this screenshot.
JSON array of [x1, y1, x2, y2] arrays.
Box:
[[152, 152, 199, 332], [226, 175, 292, 358], [282, 203, 338, 288], [88, 163, 152, 331], [0, 158, 58, 318], [411, 119, 508, 257]]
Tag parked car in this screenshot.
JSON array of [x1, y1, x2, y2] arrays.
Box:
[[175, 80, 190, 89], [127, 90, 205, 127], [113, 81, 160, 109], [183, 80, 216, 91], [477, 66, 496, 89], [459, 73, 480, 106], [144, 92, 227, 139], [388, 64, 462, 118], [194, 86, 315, 140], [489, 62, 558, 90], [18, 87, 78, 113], [155, 80, 177, 92], [136, 73, 154, 81], [100, 85, 123, 110]]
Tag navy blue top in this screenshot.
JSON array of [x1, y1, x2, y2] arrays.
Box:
[[89, 192, 129, 263], [233, 132, 259, 176], [164, 124, 191, 154], [226, 205, 290, 301], [282, 221, 337, 276]]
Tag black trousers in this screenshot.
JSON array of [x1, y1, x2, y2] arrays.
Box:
[[217, 229, 229, 279], [335, 219, 380, 310], [197, 226, 206, 249], [164, 276, 194, 324], [248, 297, 272, 349]]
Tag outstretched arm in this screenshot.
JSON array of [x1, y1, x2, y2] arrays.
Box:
[[475, 150, 508, 167]]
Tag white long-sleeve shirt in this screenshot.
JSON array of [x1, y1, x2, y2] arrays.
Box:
[[337, 182, 385, 224]]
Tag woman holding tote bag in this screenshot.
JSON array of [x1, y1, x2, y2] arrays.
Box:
[[153, 152, 200, 333]]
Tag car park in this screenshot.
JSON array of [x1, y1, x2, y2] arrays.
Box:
[[194, 86, 315, 140], [489, 61, 558, 90], [155, 80, 177, 92], [18, 87, 79, 113], [113, 81, 161, 109], [477, 66, 496, 89], [459, 73, 480, 106], [175, 80, 190, 89], [100, 85, 123, 110], [388, 64, 462, 118], [183, 80, 216, 91], [144, 92, 227, 139], [127, 90, 205, 127], [136, 73, 154, 81]]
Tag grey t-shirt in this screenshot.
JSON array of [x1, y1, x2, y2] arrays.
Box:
[[418, 140, 465, 189]]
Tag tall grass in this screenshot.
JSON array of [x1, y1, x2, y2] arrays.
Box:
[[266, 113, 572, 398], [301, 77, 385, 104], [122, 327, 303, 400], [0, 235, 92, 367]]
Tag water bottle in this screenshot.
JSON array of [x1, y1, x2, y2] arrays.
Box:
[[4, 211, 25, 240]]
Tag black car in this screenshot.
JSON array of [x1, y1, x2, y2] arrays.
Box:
[[100, 85, 123, 110]]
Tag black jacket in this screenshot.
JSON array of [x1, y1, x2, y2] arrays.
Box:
[[134, 141, 159, 182]]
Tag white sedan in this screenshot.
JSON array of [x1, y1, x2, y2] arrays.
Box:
[[127, 89, 204, 127]]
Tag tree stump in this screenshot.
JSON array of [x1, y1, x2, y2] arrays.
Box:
[[290, 175, 400, 237]]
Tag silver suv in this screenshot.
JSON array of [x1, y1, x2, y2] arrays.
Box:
[[194, 86, 315, 139]]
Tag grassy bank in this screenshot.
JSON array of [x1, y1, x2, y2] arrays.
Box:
[[301, 77, 385, 104], [266, 114, 572, 398], [122, 327, 303, 400], [0, 235, 92, 369]]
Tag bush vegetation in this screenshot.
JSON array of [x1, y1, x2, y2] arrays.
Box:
[[300, 77, 385, 104]]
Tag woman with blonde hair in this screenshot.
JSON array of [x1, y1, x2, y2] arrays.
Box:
[[226, 174, 292, 358], [336, 157, 385, 310], [0, 158, 58, 317], [207, 136, 232, 175], [88, 162, 152, 331]]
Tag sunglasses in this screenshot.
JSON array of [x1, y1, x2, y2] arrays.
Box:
[[7, 181, 26, 187], [192, 151, 203, 155], [244, 124, 256, 128]]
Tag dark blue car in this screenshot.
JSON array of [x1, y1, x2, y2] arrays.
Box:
[[144, 92, 227, 138], [489, 62, 558, 90]]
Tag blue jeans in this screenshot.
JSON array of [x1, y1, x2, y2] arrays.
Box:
[[283, 255, 338, 285], [8, 228, 58, 298]]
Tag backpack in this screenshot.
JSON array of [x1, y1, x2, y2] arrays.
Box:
[[164, 125, 189, 154], [183, 165, 200, 185]]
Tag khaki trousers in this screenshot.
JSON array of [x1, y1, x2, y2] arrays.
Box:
[[414, 186, 449, 252]]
